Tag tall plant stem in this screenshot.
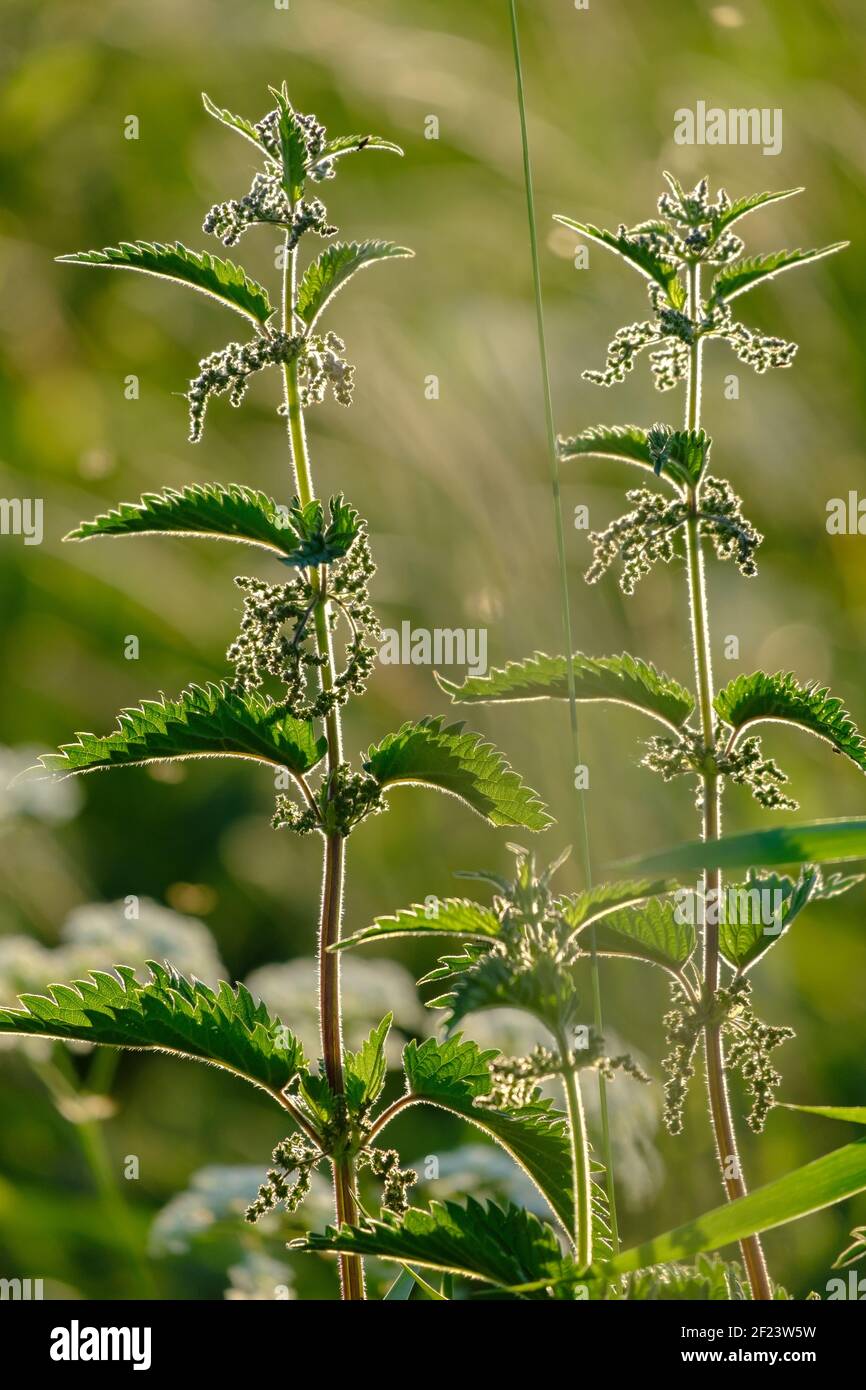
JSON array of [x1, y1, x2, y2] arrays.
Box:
[[555, 1030, 593, 1268], [507, 0, 618, 1251], [683, 261, 772, 1302], [281, 235, 364, 1302]]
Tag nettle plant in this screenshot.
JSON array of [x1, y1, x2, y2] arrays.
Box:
[[0, 86, 577, 1302], [435, 173, 866, 1298]]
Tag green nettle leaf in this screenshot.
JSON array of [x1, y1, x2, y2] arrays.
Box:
[[403, 1034, 499, 1106], [364, 717, 552, 831], [421, 948, 575, 1036], [0, 962, 306, 1099], [335, 898, 501, 952], [282, 494, 361, 565], [296, 241, 414, 328], [56, 241, 274, 325], [710, 187, 804, 238], [558, 423, 709, 490], [201, 92, 266, 153], [321, 133, 404, 160], [556, 878, 674, 932], [715, 670, 866, 775], [553, 216, 686, 308], [297, 1069, 338, 1128], [718, 868, 817, 972], [607, 1139, 866, 1275], [39, 683, 327, 779], [619, 819, 866, 879], [272, 84, 308, 203], [645, 424, 711, 485], [437, 651, 694, 731], [67, 483, 306, 559], [715, 865, 860, 973], [581, 898, 696, 974], [710, 243, 847, 302], [68, 489, 360, 566], [296, 1197, 579, 1298], [608, 1253, 751, 1302], [401, 1037, 578, 1240], [345, 1013, 392, 1111], [558, 424, 656, 472]]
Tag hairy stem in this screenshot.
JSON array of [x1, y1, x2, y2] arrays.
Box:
[[556, 1033, 593, 1268], [683, 261, 772, 1301], [508, 0, 617, 1251], [281, 235, 364, 1302]]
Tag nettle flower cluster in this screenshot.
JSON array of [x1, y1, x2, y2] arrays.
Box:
[[579, 174, 803, 392], [187, 89, 367, 441], [662, 976, 794, 1136], [424, 846, 650, 1106]]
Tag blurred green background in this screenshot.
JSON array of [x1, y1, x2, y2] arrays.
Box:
[[1, 0, 864, 1299]]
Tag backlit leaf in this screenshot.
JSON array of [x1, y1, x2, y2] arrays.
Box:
[[437, 651, 694, 731], [39, 683, 326, 779], [715, 670, 866, 775], [57, 241, 273, 324], [365, 717, 551, 831], [711, 244, 847, 302], [553, 216, 686, 308], [0, 961, 306, 1100], [296, 240, 413, 329]]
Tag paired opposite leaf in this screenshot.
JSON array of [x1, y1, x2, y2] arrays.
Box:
[[715, 670, 866, 776], [403, 1034, 498, 1106], [68, 488, 360, 566], [557, 877, 674, 932], [558, 424, 709, 489], [710, 187, 804, 238], [582, 898, 696, 974], [336, 898, 501, 952], [553, 216, 686, 308], [364, 717, 551, 830], [57, 241, 273, 325], [67, 483, 305, 558], [401, 1036, 579, 1241], [0, 961, 306, 1099], [437, 652, 694, 731], [297, 1197, 578, 1297], [718, 865, 862, 972], [320, 133, 404, 160], [297, 241, 413, 328], [201, 92, 265, 153], [40, 683, 326, 779], [711, 243, 847, 302], [718, 868, 815, 972], [345, 1014, 392, 1110]]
